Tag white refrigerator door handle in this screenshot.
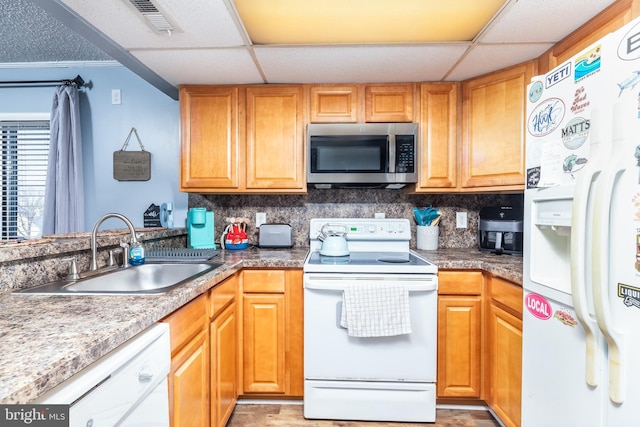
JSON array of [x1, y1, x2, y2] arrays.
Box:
[[592, 154, 626, 405], [570, 153, 602, 388]]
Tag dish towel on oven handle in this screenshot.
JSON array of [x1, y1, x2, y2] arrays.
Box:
[[340, 284, 412, 337]]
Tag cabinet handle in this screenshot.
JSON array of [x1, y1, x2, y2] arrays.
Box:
[[138, 370, 154, 383]]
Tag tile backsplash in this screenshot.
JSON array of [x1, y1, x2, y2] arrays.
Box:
[[190, 189, 523, 249]]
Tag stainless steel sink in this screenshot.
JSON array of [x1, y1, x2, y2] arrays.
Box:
[[16, 263, 221, 295]]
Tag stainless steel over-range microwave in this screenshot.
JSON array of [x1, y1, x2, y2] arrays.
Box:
[[307, 123, 418, 189]]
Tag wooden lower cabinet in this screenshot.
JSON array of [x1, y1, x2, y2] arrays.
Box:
[[210, 274, 239, 427], [437, 271, 483, 399], [242, 292, 286, 393], [487, 277, 523, 427], [164, 294, 210, 427], [437, 271, 523, 427], [438, 295, 482, 398], [488, 304, 522, 427], [240, 269, 303, 397]]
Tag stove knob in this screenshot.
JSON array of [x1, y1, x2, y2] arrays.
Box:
[[368, 225, 376, 233]]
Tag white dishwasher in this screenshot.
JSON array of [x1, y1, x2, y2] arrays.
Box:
[[35, 323, 171, 427]]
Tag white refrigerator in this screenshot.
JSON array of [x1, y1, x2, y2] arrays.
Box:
[[523, 17, 640, 427]]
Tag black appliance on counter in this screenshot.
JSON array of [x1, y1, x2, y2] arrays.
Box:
[[478, 206, 523, 256]]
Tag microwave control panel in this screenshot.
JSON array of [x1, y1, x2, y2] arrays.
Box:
[[395, 135, 415, 173]]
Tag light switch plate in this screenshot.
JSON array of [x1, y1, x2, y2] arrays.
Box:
[[111, 89, 121, 105], [456, 212, 468, 228]]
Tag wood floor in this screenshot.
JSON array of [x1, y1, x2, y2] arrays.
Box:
[[227, 403, 502, 427]]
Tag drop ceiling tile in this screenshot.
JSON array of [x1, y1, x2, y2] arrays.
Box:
[[60, 0, 245, 49], [253, 45, 470, 83], [446, 43, 554, 81], [131, 48, 263, 86], [481, 0, 617, 43]]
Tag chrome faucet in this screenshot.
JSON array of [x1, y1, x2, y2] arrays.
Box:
[[90, 213, 138, 271]]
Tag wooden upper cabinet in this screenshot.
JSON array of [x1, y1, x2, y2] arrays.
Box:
[[180, 86, 239, 191], [416, 83, 458, 191], [180, 84, 306, 193], [309, 83, 414, 123], [245, 85, 306, 192], [365, 84, 415, 122], [461, 61, 536, 191], [310, 85, 359, 123]]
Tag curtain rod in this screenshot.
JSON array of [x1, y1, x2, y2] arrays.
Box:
[[0, 75, 86, 88]]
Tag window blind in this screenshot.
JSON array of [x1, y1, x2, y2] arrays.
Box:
[[1, 120, 50, 240]]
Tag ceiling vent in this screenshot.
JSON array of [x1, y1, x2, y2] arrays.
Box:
[[127, 0, 175, 34]]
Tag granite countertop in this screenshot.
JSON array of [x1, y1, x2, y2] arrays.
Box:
[[0, 247, 521, 404], [415, 248, 523, 284]]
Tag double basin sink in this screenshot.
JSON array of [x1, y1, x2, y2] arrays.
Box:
[[17, 262, 221, 295]]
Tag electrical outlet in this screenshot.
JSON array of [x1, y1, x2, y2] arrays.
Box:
[[111, 89, 121, 105], [256, 212, 266, 228], [456, 212, 468, 229], [375, 212, 385, 219]]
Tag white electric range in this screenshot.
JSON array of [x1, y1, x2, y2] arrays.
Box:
[[303, 218, 438, 423]]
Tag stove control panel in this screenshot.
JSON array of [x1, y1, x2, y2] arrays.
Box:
[[310, 218, 411, 241]]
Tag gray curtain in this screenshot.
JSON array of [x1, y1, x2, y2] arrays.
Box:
[[43, 85, 84, 235]]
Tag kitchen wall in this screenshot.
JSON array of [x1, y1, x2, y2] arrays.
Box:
[[0, 65, 187, 231], [192, 189, 523, 249], [0, 64, 523, 243]]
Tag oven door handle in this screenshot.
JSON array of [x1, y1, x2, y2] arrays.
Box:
[[304, 277, 437, 292]]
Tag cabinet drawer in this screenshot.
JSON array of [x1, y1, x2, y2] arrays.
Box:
[[438, 271, 483, 295], [491, 276, 523, 316], [163, 294, 207, 354], [243, 270, 286, 293], [210, 273, 238, 318]]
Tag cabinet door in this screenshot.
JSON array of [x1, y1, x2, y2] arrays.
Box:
[[461, 61, 535, 190], [417, 83, 458, 190], [437, 295, 482, 398], [169, 329, 209, 427], [287, 269, 304, 397], [245, 86, 306, 191], [180, 86, 239, 191], [488, 304, 522, 427], [240, 269, 303, 397], [242, 293, 286, 393], [310, 85, 358, 123], [365, 84, 414, 122], [211, 302, 237, 427]]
